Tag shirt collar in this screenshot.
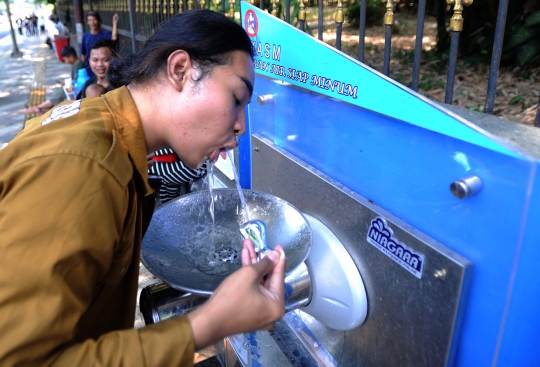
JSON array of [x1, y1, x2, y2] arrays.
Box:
[[102, 86, 154, 196]]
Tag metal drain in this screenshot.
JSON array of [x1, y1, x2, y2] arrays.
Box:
[[213, 247, 238, 263]]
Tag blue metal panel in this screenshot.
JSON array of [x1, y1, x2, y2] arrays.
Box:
[[248, 77, 537, 366], [494, 169, 540, 366], [238, 105, 252, 189], [240, 4, 540, 366]]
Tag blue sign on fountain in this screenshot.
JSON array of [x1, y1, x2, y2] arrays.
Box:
[[240, 3, 540, 366]]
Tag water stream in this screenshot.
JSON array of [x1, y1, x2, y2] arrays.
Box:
[[194, 152, 250, 276], [227, 150, 250, 223], [207, 160, 215, 247]]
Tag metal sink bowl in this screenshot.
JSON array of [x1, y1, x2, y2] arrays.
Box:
[[142, 189, 312, 295]]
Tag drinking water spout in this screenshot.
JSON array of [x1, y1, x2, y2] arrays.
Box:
[[239, 220, 271, 261]]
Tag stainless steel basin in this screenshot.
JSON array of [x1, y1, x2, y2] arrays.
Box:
[[142, 188, 312, 295]]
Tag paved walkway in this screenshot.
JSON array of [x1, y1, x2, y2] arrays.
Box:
[[0, 32, 71, 145]]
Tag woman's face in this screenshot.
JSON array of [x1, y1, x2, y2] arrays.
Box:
[[89, 47, 112, 79], [169, 51, 255, 169]]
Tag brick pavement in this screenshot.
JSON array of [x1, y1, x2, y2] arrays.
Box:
[[0, 33, 71, 144]]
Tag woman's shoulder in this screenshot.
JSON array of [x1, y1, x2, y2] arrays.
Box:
[[7, 99, 124, 170]]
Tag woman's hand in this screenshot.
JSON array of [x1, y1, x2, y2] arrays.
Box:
[[112, 13, 119, 25], [187, 241, 286, 350]]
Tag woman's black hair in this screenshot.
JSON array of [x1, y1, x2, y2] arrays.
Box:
[[108, 9, 254, 89]]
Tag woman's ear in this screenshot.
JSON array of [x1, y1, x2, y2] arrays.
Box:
[[167, 50, 192, 91]]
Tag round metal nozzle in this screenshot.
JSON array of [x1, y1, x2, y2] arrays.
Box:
[[239, 219, 271, 261], [257, 94, 274, 106], [450, 175, 483, 199]]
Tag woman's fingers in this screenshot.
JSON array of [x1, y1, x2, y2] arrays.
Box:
[[241, 238, 257, 265], [261, 245, 286, 297], [188, 249, 285, 349]]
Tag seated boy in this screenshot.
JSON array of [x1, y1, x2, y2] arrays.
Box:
[[60, 46, 85, 80]]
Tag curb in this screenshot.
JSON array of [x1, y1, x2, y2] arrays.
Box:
[[24, 46, 47, 123]]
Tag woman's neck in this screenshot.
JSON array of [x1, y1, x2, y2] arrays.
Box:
[[128, 83, 166, 154]]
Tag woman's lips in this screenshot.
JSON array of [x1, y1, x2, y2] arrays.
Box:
[[209, 148, 232, 163]]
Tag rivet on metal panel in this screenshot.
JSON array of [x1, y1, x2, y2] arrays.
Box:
[[434, 269, 447, 280], [450, 175, 483, 199], [257, 94, 274, 105], [254, 147, 260, 152]]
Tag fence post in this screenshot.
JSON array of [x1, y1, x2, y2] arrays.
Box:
[[335, 0, 344, 50], [382, 0, 396, 77], [358, 0, 367, 62], [484, 0, 509, 114], [318, 0, 323, 40], [127, 0, 138, 53], [444, 0, 473, 104], [411, 0, 427, 91], [299, 0, 306, 32]]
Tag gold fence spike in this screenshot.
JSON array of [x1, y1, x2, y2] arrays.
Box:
[[299, 0, 306, 21], [335, 0, 344, 24], [188, 0, 193, 10], [447, 0, 473, 32], [271, 0, 278, 17], [229, 0, 235, 18], [381, 0, 396, 26]]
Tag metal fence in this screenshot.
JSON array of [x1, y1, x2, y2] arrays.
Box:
[[55, 0, 540, 126]]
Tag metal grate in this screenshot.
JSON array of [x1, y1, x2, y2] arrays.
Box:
[[212, 247, 238, 263]]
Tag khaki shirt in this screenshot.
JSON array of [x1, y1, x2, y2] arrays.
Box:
[[0, 87, 195, 366]]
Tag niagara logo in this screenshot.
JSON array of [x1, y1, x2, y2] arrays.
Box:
[[367, 217, 425, 279]]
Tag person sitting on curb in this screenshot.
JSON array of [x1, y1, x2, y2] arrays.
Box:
[[61, 46, 85, 80], [20, 46, 89, 116], [80, 11, 118, 78]]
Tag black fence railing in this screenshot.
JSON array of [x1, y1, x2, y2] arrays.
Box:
[[55, 0, 540, 127]]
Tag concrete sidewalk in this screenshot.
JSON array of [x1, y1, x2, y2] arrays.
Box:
[[0, 32, 71, 144]]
